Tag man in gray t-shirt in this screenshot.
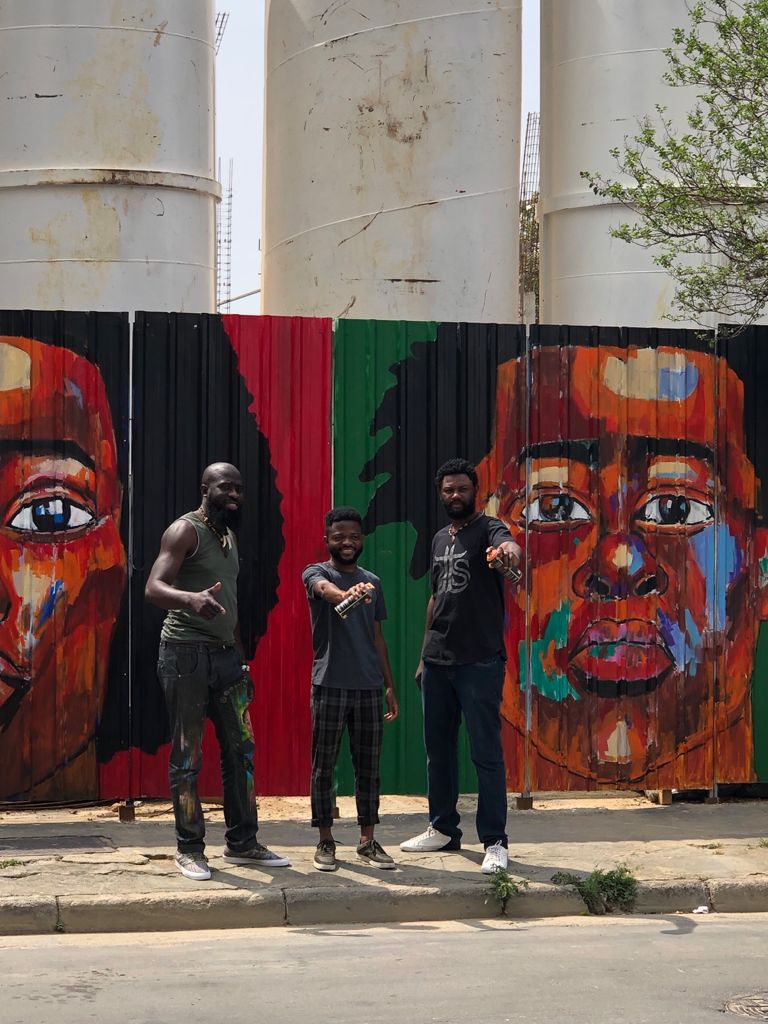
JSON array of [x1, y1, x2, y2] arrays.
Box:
[[302, 507, 398, 872]]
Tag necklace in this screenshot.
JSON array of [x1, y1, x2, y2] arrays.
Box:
[[447, 512, 482, 538], [195, 507, 232, 552]]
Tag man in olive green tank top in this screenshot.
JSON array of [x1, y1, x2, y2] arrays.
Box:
[[145, 463, 290, 881]]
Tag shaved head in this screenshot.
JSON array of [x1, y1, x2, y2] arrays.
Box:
[[199, 462, 244, 529], [201, 462, 241, 487]]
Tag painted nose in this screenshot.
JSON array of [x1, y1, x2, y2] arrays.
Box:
[[572, 533, 668, 601]]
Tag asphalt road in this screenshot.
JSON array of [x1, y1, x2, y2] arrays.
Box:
[[4, 914, 768, 1024]]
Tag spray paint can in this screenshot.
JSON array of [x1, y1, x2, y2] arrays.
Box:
[[334, 586, 373, 619], [489, 557, 522, 584]]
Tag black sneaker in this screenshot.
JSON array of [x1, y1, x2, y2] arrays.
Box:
[[357, 838, 396, 869], [223, 842, 291, 867], [313, 839, 337, 872]]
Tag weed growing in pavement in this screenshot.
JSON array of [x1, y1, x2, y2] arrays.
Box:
[[0, 859, 22, 869], [551, 864, 638, 915], [484, 867, 529, 914]]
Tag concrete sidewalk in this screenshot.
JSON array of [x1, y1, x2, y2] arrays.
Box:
[[1, 793, 767, 935]]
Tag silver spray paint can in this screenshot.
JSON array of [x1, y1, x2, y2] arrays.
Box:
[[489, 557, 522, 584], [334, 592, 368, 619]]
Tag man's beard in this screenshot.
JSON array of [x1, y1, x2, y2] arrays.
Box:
[[335, 541, 363, 564], [221, 507, 242, 531], [445, 497, 476, 520], [205, 497, 241, 532]]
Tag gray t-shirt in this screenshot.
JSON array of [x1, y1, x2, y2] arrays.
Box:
[[302, 561, 387, 689]]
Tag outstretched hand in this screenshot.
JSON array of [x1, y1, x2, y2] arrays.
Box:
[[341, 581, 375, 605]]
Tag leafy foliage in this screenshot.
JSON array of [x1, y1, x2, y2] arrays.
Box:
[[484, 867, 529, 914], [551, 865, 638, 915], [582, 0, 768, 326]]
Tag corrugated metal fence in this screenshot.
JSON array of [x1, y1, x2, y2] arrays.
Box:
[[1, 312, 766, 802]]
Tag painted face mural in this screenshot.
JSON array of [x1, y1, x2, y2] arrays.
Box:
[[0, 336, 127, 800], [477, 339, 768, 788]]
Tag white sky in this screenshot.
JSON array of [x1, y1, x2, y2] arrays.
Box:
[[215, 1, 540, 315]]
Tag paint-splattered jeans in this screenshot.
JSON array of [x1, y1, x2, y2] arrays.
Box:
[[421, 656, 508, 848], [158, 641, 259, 855]]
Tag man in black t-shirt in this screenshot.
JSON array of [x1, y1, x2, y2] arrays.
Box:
[[400, 458, 522, 874], [302, 507, 399, 872]]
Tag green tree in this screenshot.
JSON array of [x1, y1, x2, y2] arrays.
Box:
[[583, 0, 768, 327]]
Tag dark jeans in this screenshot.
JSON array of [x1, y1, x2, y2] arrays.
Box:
[[421, 656, 507, 847], [158, 641, 259, 854]]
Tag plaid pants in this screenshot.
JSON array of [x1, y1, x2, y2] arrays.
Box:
[[310, 686, 383, 828]]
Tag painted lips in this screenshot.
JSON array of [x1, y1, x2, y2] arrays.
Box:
[[569, 619, 674, 697]]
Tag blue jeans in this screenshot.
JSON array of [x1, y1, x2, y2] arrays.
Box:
[[158, 641, 259, 854], [421, 657, 507, 847]]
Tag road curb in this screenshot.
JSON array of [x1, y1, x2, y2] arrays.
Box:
[[634, 880, 711, 914], [0, 896, 58, 935], [56, 890, 287, 933], [3, 878, 768, 936], [709, 878, 768, 913]]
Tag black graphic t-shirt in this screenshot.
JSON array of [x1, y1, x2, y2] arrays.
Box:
[[302, 561, 387, 689], [422, 515, 514, 666]]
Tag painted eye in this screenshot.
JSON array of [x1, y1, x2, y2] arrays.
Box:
[[8, 498, 96, 534], [525, 493, 591, 524], [637, 495, 713, 527]]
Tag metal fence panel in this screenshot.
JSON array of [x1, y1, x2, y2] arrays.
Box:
[[3, 311, 765, 804], [128, 313, 331, 798], [0, 310, 129, 803], [333, 319, 524, 793]]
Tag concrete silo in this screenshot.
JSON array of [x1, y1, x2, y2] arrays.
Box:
[[540, 0, 699, 327], [0, 1, 218, 313], [262, 0, 522, 322]]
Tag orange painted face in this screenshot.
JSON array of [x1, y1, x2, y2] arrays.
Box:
[[477, 344, 765, 787], [0, 336, 127, 798]]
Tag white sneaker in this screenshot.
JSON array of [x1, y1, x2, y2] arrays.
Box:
[[399, 825, 461, 853], [175, 851, 211, 881], [481, 841, 508, 874]]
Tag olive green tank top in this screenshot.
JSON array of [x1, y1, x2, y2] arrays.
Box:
[[160, 512, 239, 645]]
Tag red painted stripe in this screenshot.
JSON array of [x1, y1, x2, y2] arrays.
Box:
[[224, 314, 332, 795]]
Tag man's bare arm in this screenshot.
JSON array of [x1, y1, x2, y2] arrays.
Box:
[[311, 579, 374, 607], [145, 520, 226, 620], [374, 621, 399, 721]]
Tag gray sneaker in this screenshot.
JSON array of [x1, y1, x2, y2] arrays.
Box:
[[175, 851, 211, 881], [223, 842, 291, 867], [357, 838, 395, 869], [313, 839, 337, 872]]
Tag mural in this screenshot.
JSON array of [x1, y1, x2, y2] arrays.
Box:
[[481, 326, 764, 790], [339, 321, 768, 793], [0, 312, 129, 802], [104, 313, 331, 801], [1, 312, 766, 804]]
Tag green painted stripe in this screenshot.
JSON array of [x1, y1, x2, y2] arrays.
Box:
[[332, 320, 477, 796]]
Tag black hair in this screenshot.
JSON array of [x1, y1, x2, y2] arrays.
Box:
[[434, 458, 478, 489], [361, 322, 768, 580], [0, 310, 284, 773], [127, 312, 284, 759], [325, 506, 362, 530], [360, 322, 525, 578]]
